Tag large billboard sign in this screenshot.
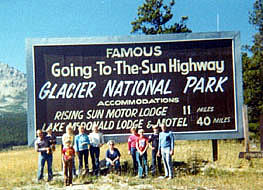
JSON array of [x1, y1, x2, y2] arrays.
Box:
[[27, 32, 243, 145]]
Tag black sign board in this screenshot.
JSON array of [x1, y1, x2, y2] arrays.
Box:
[[27, 32, 243, 144]]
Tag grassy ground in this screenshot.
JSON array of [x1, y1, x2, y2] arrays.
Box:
[[1, 140, 263, 190]]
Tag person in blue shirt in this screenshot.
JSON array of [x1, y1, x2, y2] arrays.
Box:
[[105, 140, 121, 174], [74, 125, 90, 176], [157, 124, 174, 179]]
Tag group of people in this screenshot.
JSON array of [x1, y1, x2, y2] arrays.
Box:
[[128, 124, 174, 179], [34, 123, 174, 186]]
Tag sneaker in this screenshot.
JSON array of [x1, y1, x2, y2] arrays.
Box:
[[168, 176, 173, 180], [47, 178, 52, 182], [36, 179, 43, 183], [158, 176, 168, 179]]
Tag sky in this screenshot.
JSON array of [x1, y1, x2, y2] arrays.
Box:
[[0, 0, 256, 73]]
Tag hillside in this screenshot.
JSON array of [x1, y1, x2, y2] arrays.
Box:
[[0, 62, 27, 113], [0, 62, 27, 148]]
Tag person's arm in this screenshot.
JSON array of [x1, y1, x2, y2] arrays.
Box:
[[35, 139, 48, 152], [53, 134, 57, 144], [157, 133, 162, 156], [141, 139, 149, 155], [62, 135, 66, 146], [34, 140, 38, 152], [112, 149, 121, 164], [148, 135, 153, 149], [105, 149, 113, 164], [62, 149, 66, 162], [136, 140, 141, 154], [100, 133, 105, 147], [128, 136, 132, 154], [87, 135, 91, 145], [75, 136, 79, 153], [170, 132, 174, 155]]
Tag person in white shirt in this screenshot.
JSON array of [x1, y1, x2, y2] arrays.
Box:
[[89, 124, 104, 176]]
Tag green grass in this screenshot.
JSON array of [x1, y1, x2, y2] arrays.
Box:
[[1, 140, 263, 189]]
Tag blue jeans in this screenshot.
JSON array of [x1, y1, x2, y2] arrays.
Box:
[[78, 149, 89, 173], [37, 152, 53, 180], [161, 147, 173, 178], [90, 146, 100, 175], [130, 147, 138, 173], [106, 160, 120, 171], [152, 149, 163, 174], [136, 151, 148, 178]]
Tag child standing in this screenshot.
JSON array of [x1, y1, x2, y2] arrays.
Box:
[[158, 124, 174, 179], [148, 125, 163, 175], [46, 127, 56, 153], [136, 129, 149, 178], [62, 140, 75, 186], [128, 127, 139, 175]]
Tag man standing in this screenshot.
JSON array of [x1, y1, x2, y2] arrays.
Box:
[[158, 124, 174, 179], [148, 125, 163, 175], [35, 129, 53, 182]]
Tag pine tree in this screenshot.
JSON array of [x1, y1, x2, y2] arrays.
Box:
[[131, 0, 191, 34], [243, 0, 263, 129]]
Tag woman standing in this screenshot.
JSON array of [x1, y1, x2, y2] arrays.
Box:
[[89, 125, 104, 176], [128, 127, 139, 175], [75, 125, 90, 176], [62, 125, 77, 177]]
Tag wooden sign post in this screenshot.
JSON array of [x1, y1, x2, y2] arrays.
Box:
[[212, 139, 218, 161]]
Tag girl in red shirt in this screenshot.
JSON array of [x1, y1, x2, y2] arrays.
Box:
[[136, 129, 149, 178]]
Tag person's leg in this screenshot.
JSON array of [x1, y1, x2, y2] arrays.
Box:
[[37, 154, 45, 180], [114, 160, 120, 172], [106, 161, 111, 174], [90, 146, 96, 174], [83, 149, 89, 173], [136, 152, 143, 178], [151, 149, 157, 175], [161, 150, 169, 177], [157, 153, 163, 174], [68, 160, 73, 185], [167, 153, 173, 178], [94, 147, 100, 175], [63, 160, 69, 186], [78, 150, 84, 174], [131, 147, 137, 174], [72, 157, 77, 176], [47, 154, 53, 181], [142, 152, 148, 176]]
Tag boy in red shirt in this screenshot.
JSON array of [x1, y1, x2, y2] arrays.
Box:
[[136, 129, 149, 178], [62, 140, 75, 186]]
